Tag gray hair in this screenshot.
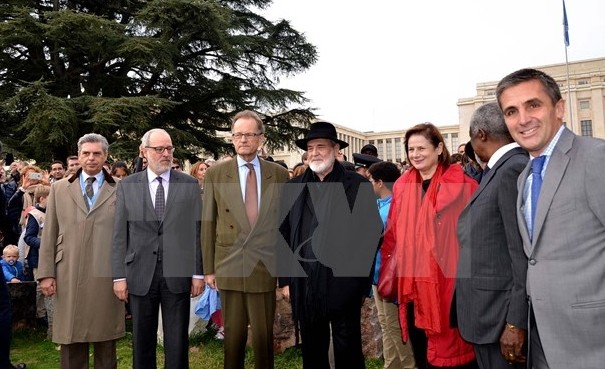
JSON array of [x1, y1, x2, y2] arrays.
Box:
[[231, 110, 265, 134], [77, 133, 109, 153], [469, 102, 512, 141], [141, 128, 170, 147]]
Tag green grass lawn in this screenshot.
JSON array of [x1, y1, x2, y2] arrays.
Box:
[[11, 325, 384, 369]]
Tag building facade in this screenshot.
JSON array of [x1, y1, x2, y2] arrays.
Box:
[[458, 57, 605, 143], [270, 123, 460, 168], [224, 57, 605, 169]]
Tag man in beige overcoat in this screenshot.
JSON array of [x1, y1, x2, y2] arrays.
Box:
[[38, 133, 125, 369]]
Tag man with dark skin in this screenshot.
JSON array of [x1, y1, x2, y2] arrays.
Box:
[[454, 102, 528, 368]]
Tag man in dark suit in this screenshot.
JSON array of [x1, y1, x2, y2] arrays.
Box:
[[455, 102, 528, 368], [279, 122, 382, 369], [202, 110, 289, 369], [112, 128, 204, 369], [497, 68, 605, 369]]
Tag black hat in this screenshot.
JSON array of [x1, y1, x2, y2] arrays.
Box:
[[353, 153, 382, 168], [360, 144, 378, 157], [295, 122, 349, 150]]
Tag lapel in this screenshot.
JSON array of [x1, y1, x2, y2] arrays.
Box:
[[90, 180, 115, 213], [517, 161, 532, 255], [67, 178, 89, 214], [257, 160, 276, 223], [140, 170, 159, 223], [531, 129, 573, 250], [466, 147, 521, 205], [164, 169, 181, 223], [223, 159, 251, 233], [66, 169, 116, 215]]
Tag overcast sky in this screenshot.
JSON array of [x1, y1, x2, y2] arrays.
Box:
[[263, 0, 605, 132]]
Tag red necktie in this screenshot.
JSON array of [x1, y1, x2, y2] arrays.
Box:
[[244, 163, 258, 227]]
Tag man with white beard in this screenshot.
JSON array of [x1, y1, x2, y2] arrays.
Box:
[[279, 122, 382, 369]]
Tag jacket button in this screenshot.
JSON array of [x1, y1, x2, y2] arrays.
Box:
[[529, 259, 536, 265], [229, 225, 234, 229], [158, 231, 162, 236], [153, 251, 157, 255]]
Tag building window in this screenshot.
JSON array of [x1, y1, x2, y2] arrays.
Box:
[[369, 140, 375, 145], [385, 139, 392, 160], [451, 133, 459, 153], [579, 100, 590, 110], [578, 79, 589, 85], [394, 137, 402, 160], [486, 90, 495, 96], [580, 120, 593, 137], [377, 140, 384, 158]]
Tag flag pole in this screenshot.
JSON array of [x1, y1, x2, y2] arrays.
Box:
[[563, 0, 573, 131], [564, 46, 573, 132]]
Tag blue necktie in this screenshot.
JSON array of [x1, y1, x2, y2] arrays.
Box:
[[530, 156, 546, 239], [480, 166, 490, 183]]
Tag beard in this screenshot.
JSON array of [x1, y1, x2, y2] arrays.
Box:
[[309, 154, 335, 176]]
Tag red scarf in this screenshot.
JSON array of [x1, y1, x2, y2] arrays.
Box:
[[389, 164, 477, 337]]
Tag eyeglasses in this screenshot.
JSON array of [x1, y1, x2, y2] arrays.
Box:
[[145, 146, 174, 154], [231, 132, 262, 140]]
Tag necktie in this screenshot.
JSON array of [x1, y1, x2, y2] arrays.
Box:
[[244, 163, 258, 227], [530, 156, 546, 239], [85, 177, 96, 199], [480, 166, 490, 183], [155, 177, 165, 220]]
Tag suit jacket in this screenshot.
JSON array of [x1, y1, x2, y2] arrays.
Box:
[[202, 158, 289, 293], [112, 169, 202, 296], [517, 128, 605, 369], [455, 146, 528, 344], [37, 169, 125, 344]]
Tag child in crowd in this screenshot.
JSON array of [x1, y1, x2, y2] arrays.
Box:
[[1, 245, 24, 283]]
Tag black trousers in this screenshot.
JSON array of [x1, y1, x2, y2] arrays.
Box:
[[129, 262, 191, 369], [474, 342, 524, 369], [299, 302, 365, 369], [0, 281, 12, 369]]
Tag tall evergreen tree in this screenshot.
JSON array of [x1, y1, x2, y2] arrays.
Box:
[[0, 0, 317, 163]]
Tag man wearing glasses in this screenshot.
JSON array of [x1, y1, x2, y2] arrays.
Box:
[[202, 110, 289, 369], [112, 128, 203, 369]]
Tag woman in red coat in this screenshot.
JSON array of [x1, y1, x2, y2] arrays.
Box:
[[384, 123, 478, 368]]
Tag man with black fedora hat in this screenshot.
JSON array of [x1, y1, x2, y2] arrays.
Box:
[[279, 121, 382, 369]]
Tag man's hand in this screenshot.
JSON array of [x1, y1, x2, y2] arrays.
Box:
[[500, 323, 527, 364], [113, 280, 129, 302], [205, 274, 217, 290], [40, 277, 56, 297], [10, 278, 21, 283], [191, 278, 205, 297], [281, 286, 290, 302]]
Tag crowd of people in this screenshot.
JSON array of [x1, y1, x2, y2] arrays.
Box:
[[1, 67, 604, 369]]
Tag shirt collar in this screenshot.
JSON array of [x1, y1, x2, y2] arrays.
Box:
[[529, 125, 565, 160], [147, 168, 171, 183], [81, 170, 104, 184], [487, 142, 520, 169], [236, 155, 261, 168]]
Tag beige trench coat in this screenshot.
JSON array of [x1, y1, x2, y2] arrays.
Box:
[[37, 170, 124, 344]]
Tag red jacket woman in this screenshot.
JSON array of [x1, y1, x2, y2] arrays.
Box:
[[384, 123, 478, 368]]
